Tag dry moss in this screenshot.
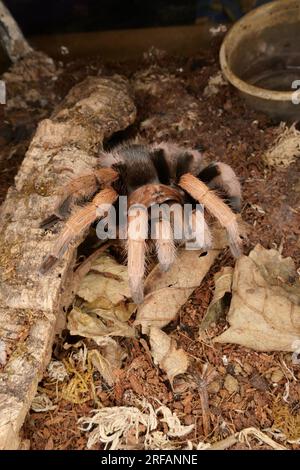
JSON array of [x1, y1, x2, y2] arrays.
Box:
[[0, 234, 23, 281], [272, 399, 300, 441], [20, 178, 55, 197]]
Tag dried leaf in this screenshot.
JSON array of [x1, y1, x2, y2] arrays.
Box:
[[88, 339, 126, 386], [200, 266, 233, 330], [214, 245, 300, 351], [70, 252, 136, 342], [135, 228, 226, 334], [264, 123, 300, 168], [89, 350, 115, 387], [67, 307, 136, 341], [149, 327, 189, 384], [77, 253, 131, 304]]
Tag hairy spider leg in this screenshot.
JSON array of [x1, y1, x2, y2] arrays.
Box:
[[179, 174, 242, 257], [40, 187, 118, 273], [40, 168, 119, 229]]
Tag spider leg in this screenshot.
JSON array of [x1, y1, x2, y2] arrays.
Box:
[[154, 216, 175, 272], [127, 184, 183, 303], [183, 209, 212, 250], [40, 168, 119, 229], [179, 174, 242, 257], [40, 187, 118, 273], [127, 205, 148, 304], [198, 162, 242, 212]]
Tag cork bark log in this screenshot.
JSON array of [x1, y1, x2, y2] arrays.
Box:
[[0, 0, 33, 62], [0, 75, 136, 449]]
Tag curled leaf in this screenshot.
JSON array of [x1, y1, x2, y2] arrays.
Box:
[[67, 307, 136, 341], [214, 245, 300, 351], [77, 253, 131, 304], [149, 327, 189, 384], [88, 346, 124, 387], [200, 266, 233, 330]]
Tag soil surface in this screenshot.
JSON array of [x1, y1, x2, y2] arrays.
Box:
[[1, 38, 299, 450]]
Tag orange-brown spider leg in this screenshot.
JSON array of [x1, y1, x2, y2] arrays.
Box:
[[179, 174, 242, 257], [127, 204, 148, 304], [184, 210, 212, 250], [127, 184, 183, 303], [40, 187, 118, 273], [153, 217, 175, 272]]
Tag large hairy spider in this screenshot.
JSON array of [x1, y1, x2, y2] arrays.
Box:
[[40, 142, 242, 303]]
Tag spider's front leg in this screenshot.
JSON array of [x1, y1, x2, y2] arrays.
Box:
[[40, 187, 118, 273], [127, 184, 183, 304], [153, 212, 176, 272], [179, 174, 243, 257], [127, 204, 148, 305], [41, 167, 118, 229]]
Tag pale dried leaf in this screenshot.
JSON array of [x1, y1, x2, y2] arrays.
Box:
[[150, 327, 189, 383], [101, 340, 126, 369], [264, 123, 300, 168], [88, 340, 126, 386], [200, 266, 233, 330], [71, 252, 136, 342], [77, 253, 131, 304], [88, 350, 115, 387], [67, 307, 136, 342], [214, 245, 300, 351]]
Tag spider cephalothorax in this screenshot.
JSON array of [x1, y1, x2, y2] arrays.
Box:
[[40, 142, 242, 303]]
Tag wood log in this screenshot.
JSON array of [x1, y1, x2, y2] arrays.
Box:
[[0, 75, 136, 449], [0, 0, 33, 62]]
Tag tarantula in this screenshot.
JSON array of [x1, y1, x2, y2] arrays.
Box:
[[40, 142, 242, 304]]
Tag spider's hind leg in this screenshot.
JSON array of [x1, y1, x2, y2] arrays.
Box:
[[184, 210, 212, 251], [127, 204, 148, 304], [198, 162, 242, 213], [179, 174, 243, 258]]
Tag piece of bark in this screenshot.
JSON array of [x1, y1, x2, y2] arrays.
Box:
[[0, 1, 33, 62], [0, 75, 136, 449]]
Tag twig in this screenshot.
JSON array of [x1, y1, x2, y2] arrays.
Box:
[[198, 378, 211, 437], [193, 365, 217, 438], [207, 427, 287, 450]]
